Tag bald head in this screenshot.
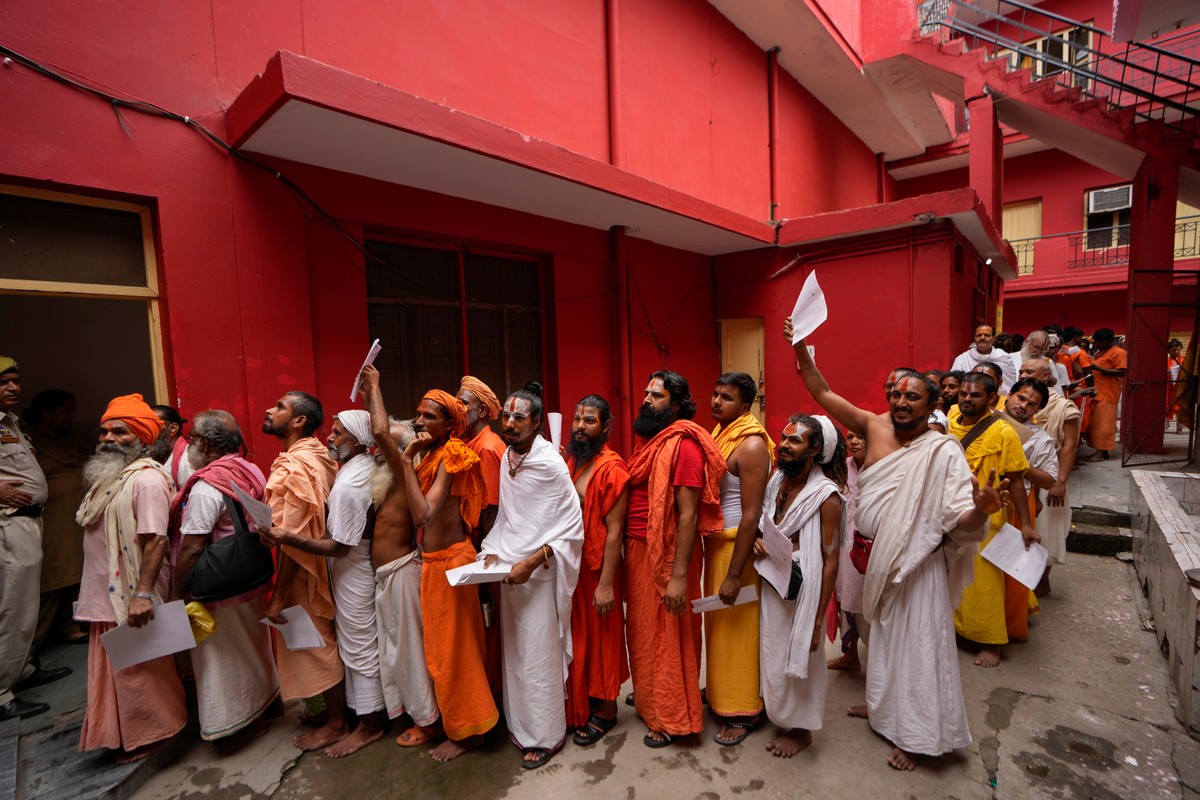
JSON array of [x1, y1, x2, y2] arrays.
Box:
[[1019, 358, 1055, 386], [1022, 330, 1049, 358]]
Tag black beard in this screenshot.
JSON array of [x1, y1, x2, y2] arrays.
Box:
[[776, 457, 809, 478], [891, 416, 921, 431], [633, 404, 676, 439], [566, 432, 607, 463], [147, 431, 174, 463]]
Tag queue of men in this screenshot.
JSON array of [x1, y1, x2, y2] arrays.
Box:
[[0, 319, 1115, 774]]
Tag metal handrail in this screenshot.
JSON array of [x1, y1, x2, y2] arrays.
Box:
[[1006, 215, 1200, 245]]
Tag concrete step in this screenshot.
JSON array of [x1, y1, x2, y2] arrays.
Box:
[[1068, 523, 1132, 556]]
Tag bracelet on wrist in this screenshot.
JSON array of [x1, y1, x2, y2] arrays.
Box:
[[131, 591, 155, 601]]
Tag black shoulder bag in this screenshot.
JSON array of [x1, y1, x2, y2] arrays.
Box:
[[186, 494, 276, 602]]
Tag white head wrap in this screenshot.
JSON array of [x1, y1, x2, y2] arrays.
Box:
[[336, 409, 375, 447], [813, 415, 838, 465]]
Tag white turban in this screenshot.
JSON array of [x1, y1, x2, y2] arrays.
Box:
[[337, 410, 375, 447], [813, 415, 838, 465]]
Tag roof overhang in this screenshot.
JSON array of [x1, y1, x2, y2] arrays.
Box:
[[225, 51, 774, 256], [775, 188, 1017, 279]]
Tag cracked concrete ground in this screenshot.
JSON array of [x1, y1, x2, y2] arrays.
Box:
[[124, 551, 1200, 800]]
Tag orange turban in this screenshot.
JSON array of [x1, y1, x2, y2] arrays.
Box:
[[100, 393, 164, 444], [422, 390, 466, 435], [458, 376, 500, 420]]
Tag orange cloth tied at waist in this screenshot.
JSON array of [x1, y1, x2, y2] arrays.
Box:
[[100, 393, 164, 444], [416, 438, 486, 530], [627, 420, 726, 593], [266, 437, 338, 620], [568, 446, 631, 572]]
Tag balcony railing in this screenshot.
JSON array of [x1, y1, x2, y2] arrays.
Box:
[[1007, 216, 1200, 274]]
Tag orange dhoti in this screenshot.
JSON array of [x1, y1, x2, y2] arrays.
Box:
[[566, 565, 630, 728], [80, 622, 187, 752], [1089, 401, 1118, 451], [421, 539, 499, 741], [274, 567, 343, 701], [624, 536, 703, 736]]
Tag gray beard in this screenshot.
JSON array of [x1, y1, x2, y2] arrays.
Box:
[[83, 443, 144, 490], [329, 443, 355, 463], [370, 461, 396, 509]]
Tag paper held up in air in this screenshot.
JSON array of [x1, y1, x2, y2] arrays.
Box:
[[790, 270, 828, 344], [230, 481, 274, 532], [980, 522, 1049, 590], [100, 600, 197, 671], [546, 412, 563, 452], [261, 605, 326, 650], [446, 560, 513, 586], [349, 338, 382, 402], [691, 585, 757, 614]]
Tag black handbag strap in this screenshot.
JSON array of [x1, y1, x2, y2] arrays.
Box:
[[221, 492, 253, 537], [958, 412, 1000, 454]]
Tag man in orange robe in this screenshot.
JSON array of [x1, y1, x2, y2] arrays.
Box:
[[564, 394, 630, 746], [625, 371, 726, 747], [1081, 329, 1127, 461], [400, 388, 498, 762], [260, 391, 341, 751]]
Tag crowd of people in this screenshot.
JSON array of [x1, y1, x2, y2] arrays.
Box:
[[0, 319, 1188, 774]]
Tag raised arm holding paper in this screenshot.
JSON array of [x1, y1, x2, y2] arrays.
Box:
[[781, 289, 1005, 772]]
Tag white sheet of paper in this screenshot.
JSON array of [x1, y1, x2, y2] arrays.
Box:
[[446, 560, 513, 586], [261, 605, 326, 650], [691, 585, 757, 614], [980, 523, 1049, 590], [349, 338, 383, 402], [790, 270, 828, 344], [546, 412, 563, 452], [100, 600, 196, 671], [754, 515, 795, 598], [230, 481, 274, 532]]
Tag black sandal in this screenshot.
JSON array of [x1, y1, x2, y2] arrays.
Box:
[[643, 730, 673, 748], [713, 720, 755, 747], [522, 748, 555, 769], [572, 714, 617, 746]]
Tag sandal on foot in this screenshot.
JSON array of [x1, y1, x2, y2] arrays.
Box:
[[625, 692, 635, 707], [573, 715, 617, 746], [522, 748, 554, 770], [713, 720, 755, 747], [643, 730, 673, 748]]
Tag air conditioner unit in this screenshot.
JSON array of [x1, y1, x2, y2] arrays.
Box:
[[1087, 185, 1133, 214]]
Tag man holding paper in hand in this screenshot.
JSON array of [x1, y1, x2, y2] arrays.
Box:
[[756, 414, 843, 758], [785, 309, 1003, 772], [480, 383, 584, 769], [76, 394, 186, 761]]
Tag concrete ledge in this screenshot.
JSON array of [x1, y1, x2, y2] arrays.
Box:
[[1130, 471, 1200, 738]]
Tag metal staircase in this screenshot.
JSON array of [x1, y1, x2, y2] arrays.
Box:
[[917, 0, 1200, 134]]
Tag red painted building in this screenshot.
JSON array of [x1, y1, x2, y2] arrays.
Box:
[[5, 0, 1190, 465]]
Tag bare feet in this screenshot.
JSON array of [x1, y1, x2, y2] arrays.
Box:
[[293, 721, 349, 752], [827, 652, 861, 671], [430, 734, 484, 763], [887, 746, 918, 770], [847, 704, 869, 719], [765, 728, 812, 758], [974, 647, 1001, 668], [326, 722, 385, 758]]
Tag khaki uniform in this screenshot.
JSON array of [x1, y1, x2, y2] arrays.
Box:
[[0, 410, 48, 705]]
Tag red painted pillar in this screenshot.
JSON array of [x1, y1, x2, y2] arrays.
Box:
[[1122, 153, 1179, 456], [967, 92, 1003, 238]]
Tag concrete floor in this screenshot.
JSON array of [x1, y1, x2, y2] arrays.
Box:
[[128, 552, 1200, 800]]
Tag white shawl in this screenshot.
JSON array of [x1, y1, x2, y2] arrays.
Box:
[[327, 452, 374, 547], [855, 432, 983, 624], [760, 468, 842, 679]]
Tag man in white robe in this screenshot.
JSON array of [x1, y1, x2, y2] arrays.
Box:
[[757, 415, 844, 758], [1006, 379, 1061, 568], [262, 409, 385, 757], [481, 387, 584, 770], [786, 318, 1003, 770], [951, 325, 1017, 392]]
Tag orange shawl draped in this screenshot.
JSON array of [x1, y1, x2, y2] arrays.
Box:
[[266, 437, 338, 620], [568, 446, 631, 571], [627, 420, 726, 592], [416, 438, 486, 529]]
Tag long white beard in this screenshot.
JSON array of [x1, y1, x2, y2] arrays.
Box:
[[83, 445, 142, 490], [370, 461, 396, 509]]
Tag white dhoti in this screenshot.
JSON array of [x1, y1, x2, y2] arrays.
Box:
[[329, 541, 384, 714], [500, 564, 568, 751], [192, 599, 279, 740], [374, 550, 438, 725], [864, 550, 971, 755], [760, 575, 827, 731]]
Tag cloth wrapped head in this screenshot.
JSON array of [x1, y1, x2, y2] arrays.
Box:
[[0, 356, 16, 376], [813, 415, 838, 465], [423, 389, 466, 435], [336, 409, 375, 447], [458, 376, 500, 420], [101, 393, 164, 444]]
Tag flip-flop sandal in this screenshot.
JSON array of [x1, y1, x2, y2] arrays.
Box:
[[572, 714, 617, 746], [713, 720, 755, 747], [522, 748, 555, 769], [396, 726, 434, 747], [625, 692, 635, 707], [643, 730, 673, 748]]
